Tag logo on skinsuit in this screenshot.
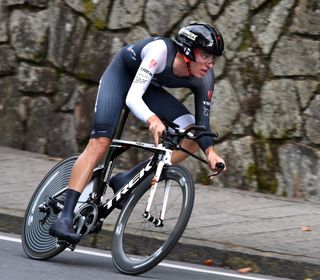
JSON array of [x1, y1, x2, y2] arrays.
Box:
[[140, 67, 153, 76], [149, 59, 157, 68], [207, 90, 213, 100], [127, 45, 137, 60]]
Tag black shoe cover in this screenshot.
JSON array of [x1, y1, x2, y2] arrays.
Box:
[[49, 218, 81, 243]]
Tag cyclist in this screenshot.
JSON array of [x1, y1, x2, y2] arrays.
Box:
[[49, 23, 226, 243]]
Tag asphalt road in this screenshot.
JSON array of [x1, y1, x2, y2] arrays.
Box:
[[0, 233, 292, 280]]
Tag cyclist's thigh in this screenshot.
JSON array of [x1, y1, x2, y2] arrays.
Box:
[[91, 54, 132, 139], [143, 86, 195, 128]]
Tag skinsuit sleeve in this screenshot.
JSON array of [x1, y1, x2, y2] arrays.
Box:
[[193, 72, 215, 151], [125, 40, 167, 122]]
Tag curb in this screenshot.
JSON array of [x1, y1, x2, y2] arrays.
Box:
[[1, 212, 319, 279]]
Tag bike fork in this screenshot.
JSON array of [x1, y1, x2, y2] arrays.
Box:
[[143, 160, 171, 227]]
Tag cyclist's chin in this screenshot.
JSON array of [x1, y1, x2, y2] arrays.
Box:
[[193, 71, 206, 78]]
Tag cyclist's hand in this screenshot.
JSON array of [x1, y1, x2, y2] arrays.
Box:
[[205, 146, 226, 172], [147, 114, 166, 145]]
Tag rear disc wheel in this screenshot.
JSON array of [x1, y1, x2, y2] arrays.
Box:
[[21, 156, 78, 260]]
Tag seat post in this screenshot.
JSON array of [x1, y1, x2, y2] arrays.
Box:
[[114, 107, 130, 140], [97, 107, 130, 194]]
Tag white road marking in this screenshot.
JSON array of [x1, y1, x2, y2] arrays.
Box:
[[0, 234, 272, 280], [0, 235, 21, 243]]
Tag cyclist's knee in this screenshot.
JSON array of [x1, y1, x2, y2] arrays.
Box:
[[86, 137, 111, 157], [182, 139, 199, 154]]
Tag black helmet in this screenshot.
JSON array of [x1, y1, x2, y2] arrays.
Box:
[[174, 23, 224, 61]]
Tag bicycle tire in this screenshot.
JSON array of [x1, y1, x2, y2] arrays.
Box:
[[111, 165, 195, 275], [22, 155, 78, 260]]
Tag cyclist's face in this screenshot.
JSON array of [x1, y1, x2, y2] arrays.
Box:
[[191, 48, 216, 78]]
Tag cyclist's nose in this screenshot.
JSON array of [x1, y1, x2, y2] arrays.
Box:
[[207, 61, 214, 68]]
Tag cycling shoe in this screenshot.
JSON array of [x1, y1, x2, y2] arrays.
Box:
[[49, 218, 81, 243]]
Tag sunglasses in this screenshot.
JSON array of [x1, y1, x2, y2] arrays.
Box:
[[194, 49, 216, 65]]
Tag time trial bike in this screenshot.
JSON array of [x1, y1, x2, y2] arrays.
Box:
[[21, 108, 224, 275]]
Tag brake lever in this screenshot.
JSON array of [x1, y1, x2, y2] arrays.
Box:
[[208, 162, 225, 178]]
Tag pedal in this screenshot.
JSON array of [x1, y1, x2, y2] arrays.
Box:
[[57, 239, 77, 251], [38, 202, 51, 224], [68, 243, 76, 251]]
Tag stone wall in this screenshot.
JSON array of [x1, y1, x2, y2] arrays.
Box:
[[0, 0, 319, 200]]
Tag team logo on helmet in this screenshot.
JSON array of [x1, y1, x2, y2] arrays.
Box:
[[184, 47, 191, 56], [179, 29, 197, 41]]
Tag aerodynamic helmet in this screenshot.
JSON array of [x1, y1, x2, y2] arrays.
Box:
[[174, 23, 224, 61]]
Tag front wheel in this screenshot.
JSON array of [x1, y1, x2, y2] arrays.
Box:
[[112, 165, 195, 275], [21, 156, 78, 260]]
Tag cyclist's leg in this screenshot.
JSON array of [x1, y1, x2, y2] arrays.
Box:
[[143, 86, 199, 164], [172, 138, 199, 164], [49, 53, 132, 242], [69, 138, 111, 193]]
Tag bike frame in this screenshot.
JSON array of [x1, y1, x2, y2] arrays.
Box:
[[97, 139, 172, 220]]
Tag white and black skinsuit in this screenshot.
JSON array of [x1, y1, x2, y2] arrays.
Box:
[[91, 36, 216, 151]]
